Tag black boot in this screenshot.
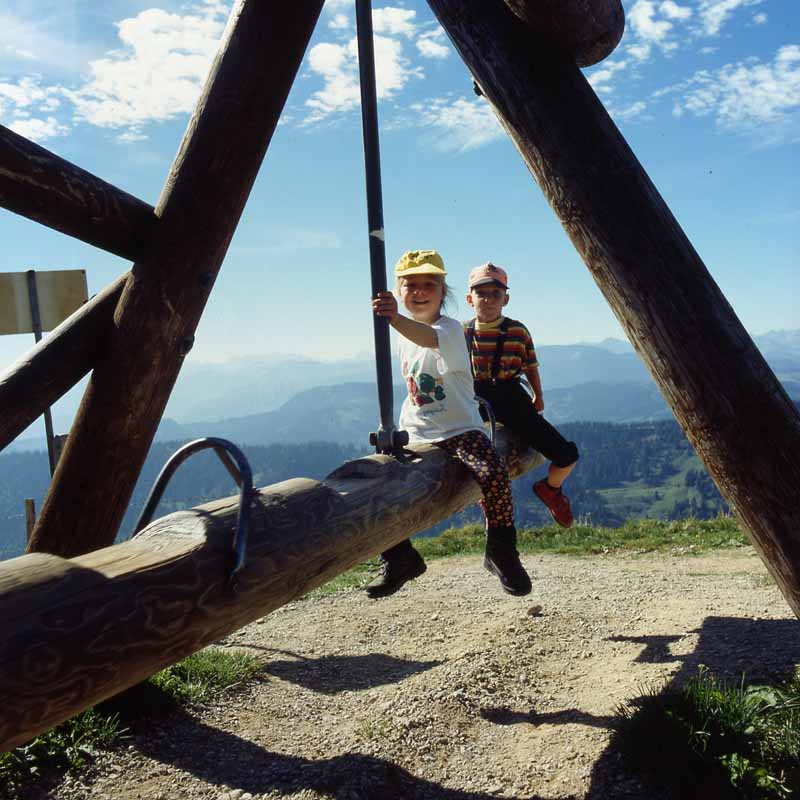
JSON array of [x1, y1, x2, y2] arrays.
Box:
[[365, 539, 427, 599], [484, 525, 532, 596]]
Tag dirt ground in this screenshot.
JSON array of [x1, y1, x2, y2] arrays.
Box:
[[19, 548, 799, 800]]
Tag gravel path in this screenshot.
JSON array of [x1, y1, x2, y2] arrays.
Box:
[[19, 548, 799, 800]]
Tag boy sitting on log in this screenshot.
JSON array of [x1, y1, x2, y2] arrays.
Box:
[[464, 262, 579, 527]]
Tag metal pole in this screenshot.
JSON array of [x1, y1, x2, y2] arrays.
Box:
[[26, 270, 57, 476], [355, 0, 406, 455]]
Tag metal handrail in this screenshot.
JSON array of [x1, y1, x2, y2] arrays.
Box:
[[476, 397, 497, 446], [133, 437, 253, 589]]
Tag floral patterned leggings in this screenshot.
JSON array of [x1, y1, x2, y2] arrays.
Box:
[[434, 429, 515, 527]]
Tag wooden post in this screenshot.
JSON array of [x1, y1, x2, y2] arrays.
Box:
[[500, 0, 624, 66], [52, 434, 68, 466], [24, 500, 35, 544], [2, 432, 542, 751], [0, 124, 155, 262], [427, 0, 800, 616], [28, 1, 325, 559], [0, 274, 126, 452]]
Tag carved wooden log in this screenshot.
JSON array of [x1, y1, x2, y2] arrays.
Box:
[[0, 125, 155, 262], [1, 432, 541, 752], [0, 274, 126, 452], [28, 0, 326, 558], [428, 0, 800, 616], [501, 0, 624, 66]]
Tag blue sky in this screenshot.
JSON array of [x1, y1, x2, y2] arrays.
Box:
[[0, 0, 798, 372]]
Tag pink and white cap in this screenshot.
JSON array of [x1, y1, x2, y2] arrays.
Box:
[[468, 262, 508, 289]]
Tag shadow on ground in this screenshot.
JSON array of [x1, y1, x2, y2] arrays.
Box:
[[476, 617, 800, 799], [592, 617, 798, 798], [133, 711, 566, 800], [254, 648, 443, 694]]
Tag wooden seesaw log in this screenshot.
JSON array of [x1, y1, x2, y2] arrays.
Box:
[[500, 0, 624, 67], [0, 430, 542, 752]]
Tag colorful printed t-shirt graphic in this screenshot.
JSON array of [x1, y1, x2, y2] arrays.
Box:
[[396, 315, 484, 444], [405, 361, 446, 406]]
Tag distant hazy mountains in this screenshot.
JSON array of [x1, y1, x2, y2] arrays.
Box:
[[159, 341, 653, 423], [8, 330, 800, 451], [144, 331, 800, 448], [160, 330, 800, 424]]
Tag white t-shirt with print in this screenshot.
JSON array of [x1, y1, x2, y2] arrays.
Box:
[[397, 315, 485, 444]]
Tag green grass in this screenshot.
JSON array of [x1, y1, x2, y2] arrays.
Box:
[[615, 668, 800, 799], [147, 648, 261, 704], [0, 648, 260, 798], [309, 515, 748, 597], [0, 709, 125, 798]]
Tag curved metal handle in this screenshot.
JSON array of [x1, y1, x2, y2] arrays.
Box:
[[475, 397, 497, 446], [133, 437, 253, 589]]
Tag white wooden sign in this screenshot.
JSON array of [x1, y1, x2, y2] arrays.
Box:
[[0, 269, 88, 335]]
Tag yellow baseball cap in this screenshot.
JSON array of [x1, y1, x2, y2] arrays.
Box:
[[394, 249, 447, 277]]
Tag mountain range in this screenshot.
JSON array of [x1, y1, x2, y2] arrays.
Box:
[[7, 330, 800, 452]]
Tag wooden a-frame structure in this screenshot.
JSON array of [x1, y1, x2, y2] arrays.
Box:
[[1, 0, 799, 752]]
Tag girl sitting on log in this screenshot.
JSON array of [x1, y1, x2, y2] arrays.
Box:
[[367, 249, 530, 598]]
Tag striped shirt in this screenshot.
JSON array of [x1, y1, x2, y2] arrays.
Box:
[[464, 316, 538, 381]]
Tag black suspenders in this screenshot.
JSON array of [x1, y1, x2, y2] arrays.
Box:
[[467, 318, 511, 384]]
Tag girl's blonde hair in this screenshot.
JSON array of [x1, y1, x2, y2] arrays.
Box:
[[395, 274, 456, 315]]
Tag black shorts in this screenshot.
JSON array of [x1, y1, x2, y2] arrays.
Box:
[[474, 380, 579, 468]]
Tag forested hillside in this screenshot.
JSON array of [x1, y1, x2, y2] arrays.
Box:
[[0, 418, 728, 560], [0, 441, 363, 560]]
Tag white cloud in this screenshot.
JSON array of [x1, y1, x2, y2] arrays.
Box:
[[627, 42, 653, 62], [0, 76, 63, 133], [615, 100, 648, 120], [698, 0, 764, 37], [305, 41, 361, 120], [324, 0, 352, 12], [329, 13, 350, 31], [65, 6, 228, 131], [671, 45, 800, 143], [417, 28, 449, 60], [117, 130, 148, 143], [412, 96, 504, 153], [9, 115, 68, 142], [0, 77, 46, 107], [372, 8, 416, 38], [753, 12, 768, 25], [700, 46, 718, 55], [660, 1, 692, 21], [305, 34, 422, 122], [587, 60, 628, 94], [624, 0, 688, 61], [629, 1, 673, 43]]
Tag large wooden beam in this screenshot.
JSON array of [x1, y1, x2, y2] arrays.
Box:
[[1, 432, 541, 752], [28, 1, 325, 558], [427, 0, 800, 616], [0, 274, 127, 452], [0, 125, 156, 262], [501, 0, 624, 66]]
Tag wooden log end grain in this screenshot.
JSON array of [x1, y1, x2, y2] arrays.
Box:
[[502, 0, 625, 66]]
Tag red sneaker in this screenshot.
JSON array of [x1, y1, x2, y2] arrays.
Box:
[[533, 479, 574, 528]]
